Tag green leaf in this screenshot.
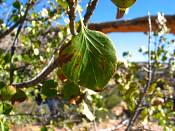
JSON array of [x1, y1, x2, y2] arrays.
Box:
[[58, 27, 116, 91], [56, 0, 68, 9], [63, 81, 80, 100], [4, 53, 11, 63], [0, 81, 6, 89], [42, 80, 58, 97], [0, 103, 13, 115], [40, 126, 48, 131], [11, 89, 27, 104], [111, 0, 136, 8], [0, 86, 16, 101], [13, 1, 21, 9], [43, 80, 57, 88], [147, 83, 156, 94]]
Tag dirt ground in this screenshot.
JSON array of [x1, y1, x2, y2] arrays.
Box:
[[10, 105, 163, 131]]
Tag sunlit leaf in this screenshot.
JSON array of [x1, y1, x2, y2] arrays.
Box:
[[0, 120, 9, 131], [0, 86, 16, 101], [147, 83, 157, 94], [81, 101, 95, 121], [34, 48, 39, 56], [59, 27, 117, 91], [56, 0, 68, 9]]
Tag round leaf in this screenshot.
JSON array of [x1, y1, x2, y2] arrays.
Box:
[[42, 80, 58, 97], [0, 86, 16, 101], [63, 81, 80, 100], [11, 89, 27, 104], [13, 1, 21, 9], [59, 28, 117, 91]]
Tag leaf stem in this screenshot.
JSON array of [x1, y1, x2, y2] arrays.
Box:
[[84, 0, 99, 25], [77, 6, 85, 32]]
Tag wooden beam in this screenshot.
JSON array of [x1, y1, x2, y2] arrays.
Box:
[[88, 15, 175, 34]]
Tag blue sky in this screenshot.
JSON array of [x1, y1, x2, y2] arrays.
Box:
[[80, 0, 175, 61], [1, 0, 175, 61]]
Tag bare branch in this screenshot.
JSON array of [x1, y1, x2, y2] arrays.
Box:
[[88, 15, 175, 34], [126, 12, 153, 131], [84, 0, 99, 25], [13, 56, 59, 88], [67, 0, 77, 35]]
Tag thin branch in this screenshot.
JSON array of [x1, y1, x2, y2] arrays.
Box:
[[10, 0, 33, 84], [83, 0, 99, 25], [126, 12, 153, 131], [67, 0, 77, 35], [88, 15, 175, 34], [12, 35, 70, 88]]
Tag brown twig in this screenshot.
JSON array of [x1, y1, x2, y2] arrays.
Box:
[[67, 0, 77, 35], [83, 0, 99, 25], [126, 12, 153, 131]]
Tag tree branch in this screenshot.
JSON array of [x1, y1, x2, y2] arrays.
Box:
[[67, 0, 77, 35], [84, 0, 99, 25], [88, 15, 175, 34], [12, 35, 69, 88], [12, 56, 59, 88]]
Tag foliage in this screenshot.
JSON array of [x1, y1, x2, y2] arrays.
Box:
[[0, 0, 174, 130], [59, 24, 116, 91]]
